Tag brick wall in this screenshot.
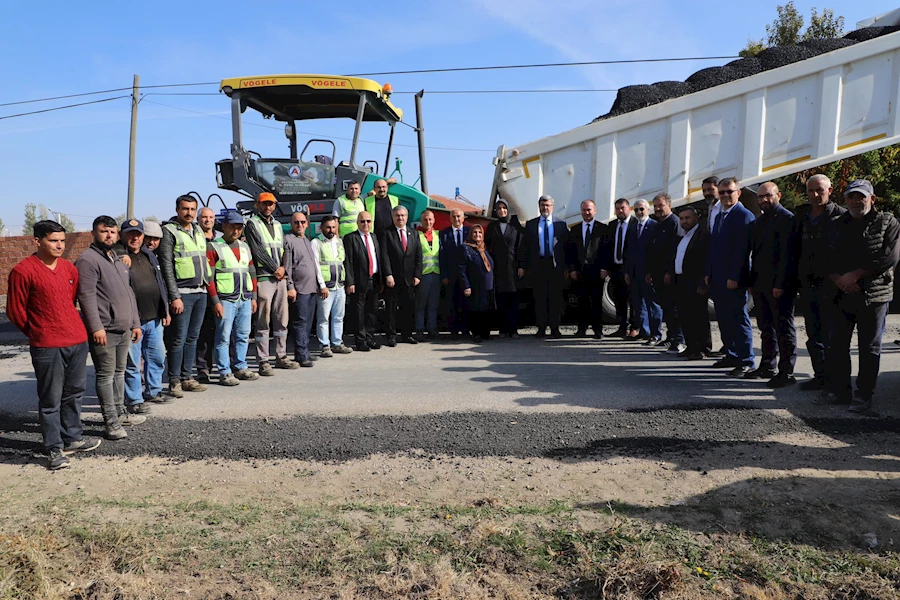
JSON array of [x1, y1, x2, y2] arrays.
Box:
[[0, 232, 94, 299]]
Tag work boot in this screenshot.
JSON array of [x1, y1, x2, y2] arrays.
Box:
[[275, 356, 299, 370], [319, 347, 334, 358], [48, 449, 70, 470], [181, 379, 207, 393], [167, 382, 185, 399], [259, 362, 275, 377], [118, 407, 146, 426], [849, 392, 877, 416], [148, 393, 173, 404], [234, 369, 259, 381], [332, 345, 353, 354], [219, 373, 240, 386], [105, 424, 128, 440], [799, 377, 825, 391], [196, 370, 212, 385], [127, 403, 152, 415]]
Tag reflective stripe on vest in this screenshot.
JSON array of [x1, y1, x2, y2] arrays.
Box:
[[211, 239, 252, 301], [337, 196, 364, 237], [419, 232, 440, 275], [317, 235, 346, 288], [249, 214, 284, 265], [163, 223, 211, 287], [365, 194, 399, 221]]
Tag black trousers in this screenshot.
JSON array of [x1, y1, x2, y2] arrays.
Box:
[[195, 306, 216, 374], [290, 292, 317, 361], [753, 289, 797, 374], [533, 258, 564, 332], [470, 310, 491, 339], [829, 294, 889, 400], [448, 280, 469, 334], [385, 282, 415, 339], [574, 271, 603, 333], [675, 276, 711, 355], [495, 291, 519, 335], [349, 281, 378, 346], [608, 263, 633, 330], [654, 273, 683, 343]]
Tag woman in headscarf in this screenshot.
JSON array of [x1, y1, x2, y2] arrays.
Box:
[[459, 225, 495, 343], [485, 199, 523, 338]]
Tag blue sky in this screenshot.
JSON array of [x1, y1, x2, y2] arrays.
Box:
[[0, 0, 894, 233]]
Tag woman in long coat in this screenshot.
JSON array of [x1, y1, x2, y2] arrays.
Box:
[[485, 199, 523, 338], [459, 225, 495, 343]]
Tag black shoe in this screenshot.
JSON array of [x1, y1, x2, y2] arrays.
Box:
[[550, 330, 563, 339], [727, 366, 751, 378], [680, 352, 706, 361], [450, 332, 460, 340], [196, 371, 212, 385], [356, 344, 371, 352], [593, 332, 603, 339], [535, 330, 546, 338], [642, 336, 661, 346], [385, 338, 397, 347], [813, 390, 851, 405], [574, 329, 587, 338], [402, 336, 418, 344], [472, 335, 483, 343], [48, 448, 70, 470], [610, 328, 628, 338], [712, 358, 738, 368], [127, 403, 152, 415], [369, 341, 382, 350], [799, 377, 825, 391], [766, 373, 797, 388], [508, 332, 520, 339], [708, 347, 727, 357], [744, 367, 777, 380]]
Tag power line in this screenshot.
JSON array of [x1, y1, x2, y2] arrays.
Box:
[[0, 95, 130, 121], [142, 98, 495, 152], [0, 86, 133, 108]]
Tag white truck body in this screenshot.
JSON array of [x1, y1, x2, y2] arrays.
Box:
[[491, 20, 900, 225]]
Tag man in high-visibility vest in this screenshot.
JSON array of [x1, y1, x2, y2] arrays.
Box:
[[206, 210, 260, 387], [311, 215, 353, 357], [415, 209, 441, 340], [367, 178, 399, 239], [332, 181, 365, 238], [159, 194, 213, 397], [244, 192, 299, 376]]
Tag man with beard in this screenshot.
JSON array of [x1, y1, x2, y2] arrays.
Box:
[[646, 193, 684, 352], [76, 216, 144, 440], [333, 181, 365, 238], [312, 215, 353, 356], [701, 176, 726, 357], [366, 178, 399, 239], [195, 207, 218, 384]]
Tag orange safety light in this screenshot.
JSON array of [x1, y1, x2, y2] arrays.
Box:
[[383, 83, 393, 98]]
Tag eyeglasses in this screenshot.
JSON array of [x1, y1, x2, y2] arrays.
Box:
[[634, 207, 647, 212], [293, 221, 308, 224], [359, 219, 373, 223], [719, 189, 739, 195]]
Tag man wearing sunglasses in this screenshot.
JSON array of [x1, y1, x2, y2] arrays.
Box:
[[283, 211, 319, 367], [706, 177, 756, 378]]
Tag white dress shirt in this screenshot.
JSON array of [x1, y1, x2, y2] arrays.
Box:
[[582, 219, 596, 245], [363, 231, 378, 275], [708, 200, 722, 232], [452, 227, 464, 246], [674, 223, 699, 275], [613, 219, 627, 265]]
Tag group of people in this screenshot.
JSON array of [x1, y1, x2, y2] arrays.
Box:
[[7, 175, 898, 470]]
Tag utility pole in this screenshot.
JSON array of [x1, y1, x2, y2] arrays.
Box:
[[126, 74, 139, 219]]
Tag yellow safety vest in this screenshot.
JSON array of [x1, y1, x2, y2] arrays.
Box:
[[337, 195, 365, 237], [248, 213, 284, 267], [211, 238, 252, 301], [365, 194, 399, 222], [317, 235, 346, 288], [163, 223, 211, 287], [419, 231, 440, 275]]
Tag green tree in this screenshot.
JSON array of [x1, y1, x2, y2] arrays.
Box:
[[741, 2, 844, 56], [58, 213, 76, 233], [804, 7, 844, 41], [22, 203, 41, 235]]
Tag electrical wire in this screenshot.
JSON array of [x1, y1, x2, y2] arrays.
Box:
[[0, 86, 133, 108], [0, 95, 130, 120]]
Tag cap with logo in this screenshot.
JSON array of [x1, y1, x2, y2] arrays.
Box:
[[844, 179, 875, 197], [223, 210, 245, 225], [120, 218, 143, 234], [143, 221, 164, 238], [257, 192, 277, 204]]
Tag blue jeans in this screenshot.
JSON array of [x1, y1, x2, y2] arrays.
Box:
[[630, 275, 662, 338], [291, 293, 317, 361], [415, 273, 441, 334], [214, 299, 252, 375], [168, 292, 207, 383], [317, 286, 346, 347], [30, 342, 88, 451], [711, 286, 755, 367], [125, 319, 165, 404]]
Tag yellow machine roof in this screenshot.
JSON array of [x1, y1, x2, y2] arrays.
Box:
[[219, 74, 403, 122]]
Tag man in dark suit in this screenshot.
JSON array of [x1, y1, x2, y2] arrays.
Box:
[[625, 199, 663, 343], [382, 205, 423, 345], [667, 206, 711, 359], [343, 211, 384, 352], [518, 194, 568, 338], [707, 177, 756, 377], [601, 198, 639, 337], [440, 208, 470, 339], [647, 193, 684, 352], [749, 182, 799, 387], [567, 200, 607, 338]]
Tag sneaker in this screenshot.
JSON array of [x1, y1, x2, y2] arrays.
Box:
[[369, 341, 382, 350], [196, 371, 212, 385], [744, 367, 777, 380], [319, 347, 334, 358], [105, 425, 128, 440], [766, 373, 797, 388], [848, 401, 877, 416], [727, 366, 751, 378], [332, 345, 353, 354], [48, 449, 70, 470], [181, 379, 207, 393], [167, 382, 185, 399], [147, 393, 173, 404], [127, 403, 152, 415], [234, 369, 259, 381], [119, 411, 146, 426], [642, 336, 662, 346], [220, 374, 240, 386], [666, 343, 687, 354], [275, 357, 300, 369], [799, 377, 825, 391], [259, 362, 275, 376], [63, 438, 102, 455]]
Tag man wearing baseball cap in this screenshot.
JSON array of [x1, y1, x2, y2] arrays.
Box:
[[121, 218, 171, 410], [244, 192, 298, 375], [820, 180, 900, 415]]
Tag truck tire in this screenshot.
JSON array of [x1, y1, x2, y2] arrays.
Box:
[[602, 278, 618, 324]]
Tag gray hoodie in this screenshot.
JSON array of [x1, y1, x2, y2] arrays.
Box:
[[76, 243, 140, 334]]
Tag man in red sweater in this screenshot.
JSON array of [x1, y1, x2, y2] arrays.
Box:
[[6, 220, 102, 470]]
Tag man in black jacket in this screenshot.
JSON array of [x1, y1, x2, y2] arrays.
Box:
[[647, 193, 684, 352], [601, 198, 639, 337], [382, 205, 423, 345], [440, 209, 470, 338], [748, 182, 800, 387], [667, 206, 711, 359], [343, 211, 384, 352], [820, 180, 900, 415], [519, 195, 569, 338], [567, 200, 606, 338]]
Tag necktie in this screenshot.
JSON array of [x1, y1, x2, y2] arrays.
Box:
[[615, 222, 624, 262], [401, 229, 407, 252], [364, 234, 374, 277], [638, 222, 644, 238], [455, 229, 461, 246], [543, 219, 550, 257], [713, 212, 724, 236], [584, 222, 591, 246]]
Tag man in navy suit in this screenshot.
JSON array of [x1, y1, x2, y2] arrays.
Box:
[[647, 193, 684, 352], [440, 208, 470, 339], [624, 199, 663, 343], [601, 198, 639, 337], [707, 177, 756, 377], [518, 195, 568, 337], [749, 182, 799, 387]]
